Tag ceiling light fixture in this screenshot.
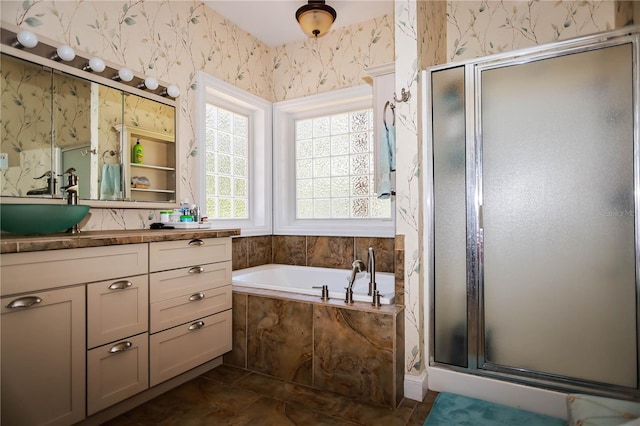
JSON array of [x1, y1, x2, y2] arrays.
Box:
[[295, 0, 337, 38]]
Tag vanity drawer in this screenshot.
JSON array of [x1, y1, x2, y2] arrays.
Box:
[[87, 274, 149, 349], [149, 237, 231, 272], [149, 261, 231, 303], [150, 285, 232, 333], [87, 332, 149, 415], [1, 244, 148, 296], [149, 310, 232, 387]]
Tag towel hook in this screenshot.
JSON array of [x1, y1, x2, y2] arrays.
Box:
[[393, 88, 411, 104]]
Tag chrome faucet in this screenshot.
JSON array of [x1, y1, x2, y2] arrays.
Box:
[[367, 246, 376, 296], [60, 167, 79, 205], [345, 259, 366, 304], [60, 168, 80, 234]]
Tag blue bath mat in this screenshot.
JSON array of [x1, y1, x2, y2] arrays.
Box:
[[424, 392, 567, 426]]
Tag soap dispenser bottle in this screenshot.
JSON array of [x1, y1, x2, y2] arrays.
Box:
[[132, 139, 143, 164]]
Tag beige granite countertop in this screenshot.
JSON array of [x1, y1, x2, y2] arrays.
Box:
[[0, 228, 240, 254]]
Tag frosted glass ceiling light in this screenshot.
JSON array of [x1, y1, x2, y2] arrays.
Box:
[[12, 30, 38, 48], [83, 57, 106, 72], [162, 85, 180, 98], [113, 67, 134, 82], [296, 0, 336, 38], [138, 76, 159, 91], [51, 45, 76, 61]]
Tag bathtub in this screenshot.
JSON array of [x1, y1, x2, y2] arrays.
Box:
[[232, 264, 396, 305]]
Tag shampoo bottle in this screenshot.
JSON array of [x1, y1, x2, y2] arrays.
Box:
[[132, 139, 143, 164]]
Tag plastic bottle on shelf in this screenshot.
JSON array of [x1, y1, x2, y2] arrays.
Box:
[[132, 139, 143, 164]]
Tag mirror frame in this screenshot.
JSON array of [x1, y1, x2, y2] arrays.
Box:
[[0, 22, 179, 209]]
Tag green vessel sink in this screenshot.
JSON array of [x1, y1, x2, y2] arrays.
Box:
[[0, 204, 90, 235]]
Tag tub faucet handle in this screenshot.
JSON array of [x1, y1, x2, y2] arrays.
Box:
[[312, 285, 329, 301], [371, 290, 381, 308]]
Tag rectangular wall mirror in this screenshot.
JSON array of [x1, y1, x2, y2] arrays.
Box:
[[1, 27, 177, 208]]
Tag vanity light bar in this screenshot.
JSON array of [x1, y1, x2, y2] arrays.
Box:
[[0, 25, 180, 99]]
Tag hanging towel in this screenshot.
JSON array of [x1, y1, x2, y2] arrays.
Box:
[[100, 163, 122, 200], [377, 123, 396, 199]]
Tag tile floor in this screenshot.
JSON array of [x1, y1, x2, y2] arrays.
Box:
[[105, 364, 439, 426]]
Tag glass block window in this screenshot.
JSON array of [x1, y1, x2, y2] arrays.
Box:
[[204, 104, 249, 219], [295, 109, 391, 219]]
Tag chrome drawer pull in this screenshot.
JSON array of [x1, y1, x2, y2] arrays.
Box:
[[188, 266, 204, 274], [189, 292, 205, 301], [188, 321, 205, 331], [108, 341, 132, 353], [108, 280, 132, 290], [188, 239, 204, 246], [6, 296, 42, 309]]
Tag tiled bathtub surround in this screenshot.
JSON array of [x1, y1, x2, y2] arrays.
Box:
[[228, 234, 405, 408], [225, 289, 404, 409], [232, 235, 396, 273]]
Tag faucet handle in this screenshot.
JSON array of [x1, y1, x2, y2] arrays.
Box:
[[59, 167, 77, 176], [312, 285, 329, 301], [34, 171, 52, 179], [371, 290, 382, 307]]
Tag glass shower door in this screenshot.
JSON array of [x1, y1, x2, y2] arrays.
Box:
[[479, 43, 637, 388]]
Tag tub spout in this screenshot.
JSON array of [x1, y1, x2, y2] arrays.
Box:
[[345, 260, 366, 304]]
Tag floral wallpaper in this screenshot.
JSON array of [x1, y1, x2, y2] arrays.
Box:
[[447, 1, 616, 62], [272, 15, 394, 101]]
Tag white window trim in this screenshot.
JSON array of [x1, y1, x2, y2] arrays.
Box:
[[196, 71, 272, 236], [273, 84, 395, 237]]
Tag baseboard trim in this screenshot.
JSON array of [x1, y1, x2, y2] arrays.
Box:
[[404, 370, 429, 401]]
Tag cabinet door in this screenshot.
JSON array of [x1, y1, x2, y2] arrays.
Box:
[[149, 310, 232, 387], [87, 274, 148, 349], [87, 333, 149, 415], [1, 286, 85, 426]]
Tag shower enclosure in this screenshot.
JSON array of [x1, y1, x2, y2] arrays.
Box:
[[425, 27, 639, 397]]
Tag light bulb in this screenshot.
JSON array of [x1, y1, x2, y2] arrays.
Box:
[[117, 67, 134, 82], [144, 77, 159, 90], [15, 30, 38, 48], [166, 85, 180, 98], [56, 45, 75, 61], [86, 57, 105, 72]]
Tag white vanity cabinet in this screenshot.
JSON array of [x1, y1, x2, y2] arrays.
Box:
[[0, 243, 147, 425], [0, 233, 234, 425], [86, 274, 149, 415], [148, 237, 232, 386]]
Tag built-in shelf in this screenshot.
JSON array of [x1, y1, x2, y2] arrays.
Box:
[[115, 125, 176, 203], [131, 164, 176, 172]]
